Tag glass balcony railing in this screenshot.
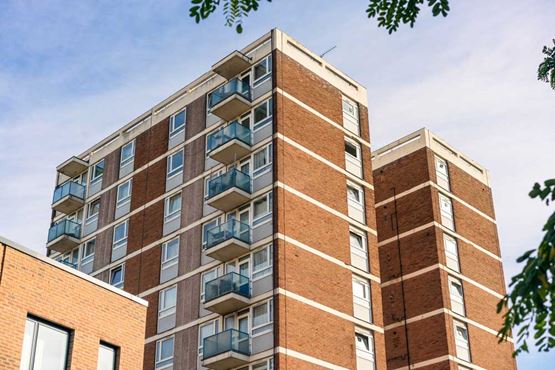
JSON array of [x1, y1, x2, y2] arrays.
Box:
[[52, 181, 86, 204], [208, 78, 251, 108], [206, 218, 251, 249], [205, 272, 250, 303], [203, 329, 250, 360], [207, 121, 252, 153], [47, 219, 81, 243], [207, 169, 251, 200]]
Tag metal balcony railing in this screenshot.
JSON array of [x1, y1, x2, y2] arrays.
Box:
[[207, 121, 252, 153], [207, 169, 251, 200], [203, 329, 250, 360], [47, 219, 81, 243], [205, 272, 250, 303], [205, 218, 250, 250], [52, 181, 86, 204], [208, 78, 251, 108]]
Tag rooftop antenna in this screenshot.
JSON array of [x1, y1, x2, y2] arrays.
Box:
[[320, 45, 337, 58]]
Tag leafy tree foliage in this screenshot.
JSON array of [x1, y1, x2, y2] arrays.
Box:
[[538, 39, 555, 90], [189, 0, 270, 33], [497, 180, 555, 355], [365, 0, 450, 33]]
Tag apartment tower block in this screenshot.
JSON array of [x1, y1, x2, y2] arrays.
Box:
[[372, 129, 516, 370], [47, 29, 385, 370]]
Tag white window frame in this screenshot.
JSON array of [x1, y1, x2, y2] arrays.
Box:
[[350, 228, 367, 254], [120, 140, 135, 167], [347, 183, 364, 207], [252, 97, 273, 131], [352, 277, 371, 304], [116, 179, 132, 207], [164, 192, 182, 223], [435, 155, 450, 191], [97, 343, 117, 370], [342, 96, 360, 135], [169, 108, 186, 138], [202, 216, 222, 247], [252, 55, 272, 87], [439, 193, 455, 230], [155, 336, 174, 370], [252, 192, 272, 227], [204, 170, 223, 198], [81, 238, 95, 265], [251, 299, 273, 337], [112, 220, 128, 252], [444, 233, 460, 272], [200, 267, 219, 302], [167, 150, 184, 179], [454, 320, 471, 362], [355, 330, 375, 365], [20, 317, 70, 370], [345, 138, 362, 161], [109, 264, 125, 288], [161, 237, 179, 271], [90, 159, 105, 184], [252, 143, 272, 178], [449, 276, 466, 316], [252, 244, 272, 280], [85, 199, 101, 224], [158, 285, 177, 319], [198, 319, 219, 355]]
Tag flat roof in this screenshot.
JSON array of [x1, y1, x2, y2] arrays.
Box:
[[0, 235, 148, 307]]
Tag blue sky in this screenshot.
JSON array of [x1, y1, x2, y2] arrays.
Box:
[[0, 0, 553, 367]]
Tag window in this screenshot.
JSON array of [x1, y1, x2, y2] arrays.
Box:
[[120, 140, 135, 167], [57, 247, 79, 268], [253, 98, 272, 130], [97, 343, 118, 370], [155, 336, 174, 369], [164, 193, 182, 223], [253, 144, 272, 177], [86, 199, 101, 223], [439, 194, 455, 230], [454, 321, 471, 362], [110, 265, 124, 288], [347, 185, 362, 204], [347, 183, 365, 223], [112, 221, 128, 252], [159, 285, 177, 319], [435, 156, 450, 190], [342, 96, 359, 134], [353, 278, 370, 302], [167, 150, 184, 178], [345, 138, 363, 178], [355, 332, 375, 369], [161, 238, 179, 271], [449, 277, 466, 316], [252, 359, 274, 370], [444, 233, 460, 272], [251, 300, 273, 336], [20, 317, 70, 370], [350, 230, 366, 253], [204, 170, 223, 198], [201, 268, 218, 301], [91, 159, 105, 184], [82, 239, 96, 265], [253, 192, 272, 226], [252, 244, 272, 280], [345, 140, 359, 158], [253, 55, 272, 86], [170, 109, 186, 137], [116, 180, 132, 207], [350, 228, 368, 271], [202, 217, 221, 247], [198, 320, 218, 355]]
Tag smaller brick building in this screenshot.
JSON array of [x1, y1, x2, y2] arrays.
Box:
[[0, 235, 148, 370]]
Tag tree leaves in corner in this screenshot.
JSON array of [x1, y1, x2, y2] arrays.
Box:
[[497, 179, 555, 355], [189, 0, 270, 33], [538, 39, 555, 90], [366, 0, 450, 33]]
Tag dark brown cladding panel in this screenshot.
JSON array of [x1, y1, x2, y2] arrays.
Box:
[[98, 187, 116, 228], [142, 199, 164, 247], [183, 137, 205, 183], [145, 159, 167, 204], [176, 274, 201, 324], [179, 226, 202, 275], [149, 117, 170, 160], [143, 292, 159, 338], [127, 211, 145, 254], [172, 326, 199, 370], [92, 228, 113, 272], [185, 95, 207, 139], [101, 149, 120, 190], [125, 246, 161, 296], [180, 179, 203, 228], [359, 105, 371, 145]]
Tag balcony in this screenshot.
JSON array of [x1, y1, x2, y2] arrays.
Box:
[[207, 121, 252, 165], [204, 272, 250, 315], [206, 169, 251, 212], [212, 51, 252, 80], [205, 219, 251, 261], [208, 78, 251, 121], [56, 156, 88, 178], [52, 181, 86, 214], [47, 219, 81, 253], [202, 329, 250, 370]]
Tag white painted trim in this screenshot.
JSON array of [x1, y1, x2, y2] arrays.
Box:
[[275, 233, 380, 283], [374, 181, 431, 208], [276, 288, 384, 334], [381, 264, 441, 288], [275, 181, 377, 236], [377, 222, 436, 247], [276, 347, 350, 370], [392, 354, 486, 370], [275, 88, 371, 149], [275, 133, 374, 191]]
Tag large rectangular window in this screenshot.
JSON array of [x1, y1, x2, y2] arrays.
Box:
[[252, 55, 272, 87], [347, 182, 365, 223], [86, 199, 101, 223], [164, 193, 182, 223], [454, 321, 471, 362], [110, 264, 125, 288], [20, 317, 70, 370], [435, 156, 450, 191], [81, 238, 96, 266], [161, 238, 179, 272], [252, 144, 272, 178], [201, 268, 218, 301], [444, 233, 460, 272], [198, 320, 218, 355], [253, 98, 273, 130], [155, 336, 174, 370], [167, 150, 184, 178], [355, 331, 375, 370], [350, 228, 368, 272], [345, 138, 362, 178], [449, 276, 466, 316], [116, 180, 132, 207], [251, 300, 273, 336], [112, 221, 128, 253], [97, 343, 118, 370], [120, 140, 135, 168], [342, 96, 359, 135], [159, 285, 177, 319], [252, 244, 272, 280], [252, 192, 272, 226], [91, 159, 105, 184]]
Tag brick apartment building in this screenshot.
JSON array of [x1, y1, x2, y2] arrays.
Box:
[[372, 129, 517, 370], [0, 236, 147, 370], [45, 28, 514, 370]]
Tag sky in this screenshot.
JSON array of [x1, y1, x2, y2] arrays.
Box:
[[0, 0, 553, 367]]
